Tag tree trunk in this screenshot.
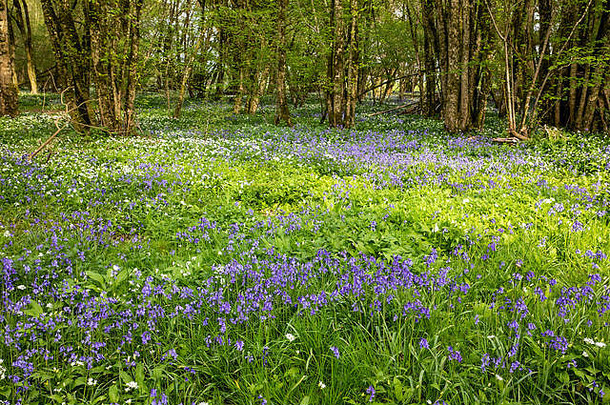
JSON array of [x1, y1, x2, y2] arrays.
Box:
[[344, 0, 358, 128], [247, 65, 269, 114], [442, 0, 463, 132], [233, 68, 244, 114], [274, 0, 292, 126], [94, 0, 143, 135], [13, 0, 37, 94], [40, 0, 93, 131], [326, 0, 345, 127], [421, 0, 438, 116], [174, 18, 207, 118], [326, 0, 358, 128], [0, 0, 17, 116]]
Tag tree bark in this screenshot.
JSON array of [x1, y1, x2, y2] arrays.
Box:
[[344, 0, 358, 128], [87, 0, 143, 135], [421, 0, 438, 116], [326, 0, 345, 127], [0, 0, 17, 116], [13, 0, 37, 94], [325, 0, 359, 128], [274, 0, 292, 126], [40, 0, 93, 131]]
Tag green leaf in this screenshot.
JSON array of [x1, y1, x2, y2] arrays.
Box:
[[119, 370, 132, 383], [87, 271, 106, 289], [109, 385, 119, 403], [300, 395, 310, 405], [90, 395, 107, 404], [50, 394, 64, 403], [393, 376, 403, 401], [151, 366, 165, 380], [284, 367, 299, 378], [114, 269, 129, 286], [73, 377, 87, 388], [24, 301, 44, 317], [136, 363, 144, 385]]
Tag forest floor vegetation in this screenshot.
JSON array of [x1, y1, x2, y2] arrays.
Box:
[[0, 95, 609, 404]]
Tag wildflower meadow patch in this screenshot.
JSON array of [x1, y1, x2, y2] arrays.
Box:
[[0, 101, 609, 404]]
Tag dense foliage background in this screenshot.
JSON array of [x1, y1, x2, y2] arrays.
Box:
[[0, 0, 609, 135]]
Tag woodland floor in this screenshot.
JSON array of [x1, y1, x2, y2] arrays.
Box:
[[0, 95, 609, 404]]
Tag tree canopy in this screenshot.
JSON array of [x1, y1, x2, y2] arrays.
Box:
[[1, 0, 609, 136]]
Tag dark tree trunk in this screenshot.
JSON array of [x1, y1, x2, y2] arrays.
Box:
[[538, 0, 609, 132], [326, 0, 359, 128], [326, 0, 345, 127], [422, 0, 438, 117], [427, 0, 489, 132], [0, 0, 17, 116], [40, 0, 93, 131], [87, 0, 143, 135], [274, 0, 292, 126], [344, 0, 358, 128]]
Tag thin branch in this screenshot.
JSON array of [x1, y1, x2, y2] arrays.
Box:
[[358, 73, 422, 99], [29, 88, 72, 161], [530, 0, 594, 123]]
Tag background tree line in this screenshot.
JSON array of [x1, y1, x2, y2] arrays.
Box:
[[0, 0, 608, 136]]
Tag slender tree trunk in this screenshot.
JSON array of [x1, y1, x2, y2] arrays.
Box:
[[344, 0, 358, 128], [86, 0, 143, 135], [0, 0, 17, 116], [123, 0, 144, 135], [247, 65, 269, 114], [13, 0, 37, 94], [326, 0, 358, 128], [327, 0, 345, 127], [274, 0, 292, 126], [421, 0, 438, 116], [442, 0, 462, 132], [174, 27, 207, 118], [233, 68, 244, 114]]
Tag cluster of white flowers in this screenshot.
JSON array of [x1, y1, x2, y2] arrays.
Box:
[[0, 359, 5, 380], [124, 381, 139, 392], [584, 338, 607, 348], [285, 333, 296, 342]]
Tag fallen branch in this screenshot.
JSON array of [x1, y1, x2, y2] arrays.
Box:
[[29, 122, 69, 161], [492, 137, 520, 144], [368, 101, 419, 116], [397, 103, 420, 115], [29, 88, 71, 161], [508, 129, 530, 141]]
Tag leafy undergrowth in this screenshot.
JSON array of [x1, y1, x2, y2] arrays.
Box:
[[0, 99, 609, 404]]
